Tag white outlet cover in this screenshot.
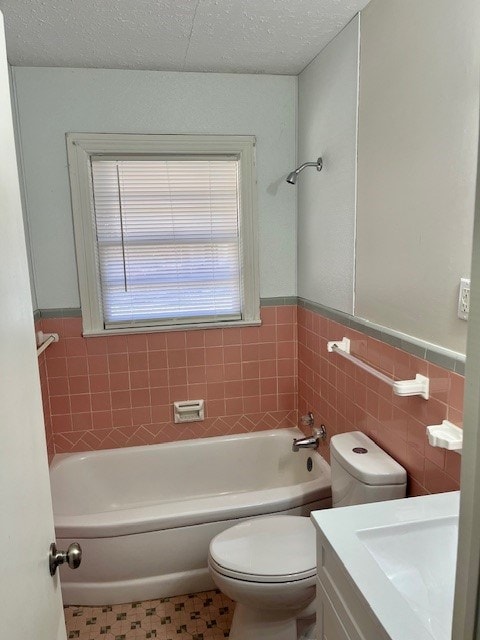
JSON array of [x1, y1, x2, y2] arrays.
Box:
[[458, 277, 470, 321]]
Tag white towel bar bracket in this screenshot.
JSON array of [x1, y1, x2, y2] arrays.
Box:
[[36, 330, 59, 357], [327, 337, 350, 353]]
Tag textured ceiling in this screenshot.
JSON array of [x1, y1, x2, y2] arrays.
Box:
[[0, 0, 370, 74]]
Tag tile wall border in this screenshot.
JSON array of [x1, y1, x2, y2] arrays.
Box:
[[34, 296, 466, 375], [298, 297, 466, 375]]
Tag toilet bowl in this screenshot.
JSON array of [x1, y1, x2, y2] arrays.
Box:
[[208, 515, 316, 640], [208, 430, 407, 640]]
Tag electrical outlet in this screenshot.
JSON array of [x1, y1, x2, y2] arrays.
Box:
[[458, 278, 470, 320]]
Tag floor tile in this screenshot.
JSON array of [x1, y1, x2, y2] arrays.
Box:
[[64, 589, 234, 640]]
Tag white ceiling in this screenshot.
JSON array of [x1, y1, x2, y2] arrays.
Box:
[[0, 0, 370, 75]]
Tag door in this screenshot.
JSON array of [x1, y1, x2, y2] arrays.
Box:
[[0, 11, 66, 640]]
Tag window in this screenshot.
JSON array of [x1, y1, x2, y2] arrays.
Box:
[[67, 134, 259, 335]]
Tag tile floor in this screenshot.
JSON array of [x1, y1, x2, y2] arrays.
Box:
[[64, 589, 234, 640]]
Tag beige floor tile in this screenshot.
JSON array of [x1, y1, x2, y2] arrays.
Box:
[[64, 589, 234, 640]]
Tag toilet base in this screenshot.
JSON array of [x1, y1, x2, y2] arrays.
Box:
[[298, 618, 316, 639], [229, 603, 311, 640], [228, 602, 315, 640]]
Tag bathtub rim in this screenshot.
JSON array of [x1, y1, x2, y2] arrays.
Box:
[[55, 474, 331, 538]]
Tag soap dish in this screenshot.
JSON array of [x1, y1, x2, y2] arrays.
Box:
[[426, 420, 463, 453]]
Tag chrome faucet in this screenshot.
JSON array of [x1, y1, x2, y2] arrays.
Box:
[[292, 413, 327, 452]]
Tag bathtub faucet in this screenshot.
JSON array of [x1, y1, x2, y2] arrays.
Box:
[[292, 413, 327, 452]]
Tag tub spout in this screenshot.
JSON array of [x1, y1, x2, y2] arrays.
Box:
[[292, 424, 327, 452]]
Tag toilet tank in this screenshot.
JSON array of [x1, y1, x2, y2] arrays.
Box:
[[330, 431, 407, 508]]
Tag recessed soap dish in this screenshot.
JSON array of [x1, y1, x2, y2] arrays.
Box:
[[173, 400, 205, 423], [426, 420, 463, 453]]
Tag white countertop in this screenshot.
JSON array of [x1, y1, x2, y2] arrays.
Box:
[[311, 491, 460, 640]]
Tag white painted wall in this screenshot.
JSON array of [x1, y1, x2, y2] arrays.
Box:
[[9, 69, 38, 311], [297, 16, 359, 314], [355, 0, 480, 354], [12, 67, 297, 309]]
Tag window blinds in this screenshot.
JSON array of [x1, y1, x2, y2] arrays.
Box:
[[90, 158, 242, 327]]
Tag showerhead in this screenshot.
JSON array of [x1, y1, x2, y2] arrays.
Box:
[[286, 171, 298, 185], [285, 157, 323, 185]]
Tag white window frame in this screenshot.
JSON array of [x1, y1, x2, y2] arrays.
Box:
[[66, 133, 260, 336]]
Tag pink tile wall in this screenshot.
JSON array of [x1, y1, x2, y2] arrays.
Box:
[[36, 302, 464, 497], [297, 307, 463, 496], [38, 306, 297, 454]]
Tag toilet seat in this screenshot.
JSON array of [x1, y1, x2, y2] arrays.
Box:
[[208, 515, 316, 584], [209, 555, 316, 583]]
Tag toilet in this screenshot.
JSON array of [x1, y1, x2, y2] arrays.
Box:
[[208, 430, 407, 640]]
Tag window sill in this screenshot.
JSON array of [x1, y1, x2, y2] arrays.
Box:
[[82, 318, 262, 337]]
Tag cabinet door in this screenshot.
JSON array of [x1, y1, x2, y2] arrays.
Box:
[[320, 594, 352, 640]]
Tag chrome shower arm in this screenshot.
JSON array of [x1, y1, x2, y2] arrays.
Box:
[[286, 157, 323, 184], [295, 160, 322, 172]]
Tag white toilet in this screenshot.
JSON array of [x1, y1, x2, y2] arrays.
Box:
[[208, 430, 407, 640]]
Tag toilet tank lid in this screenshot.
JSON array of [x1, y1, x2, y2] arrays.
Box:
[[330, 431, 407, 486]]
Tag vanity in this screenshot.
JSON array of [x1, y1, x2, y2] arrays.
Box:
[[311, 491, 459, 640]]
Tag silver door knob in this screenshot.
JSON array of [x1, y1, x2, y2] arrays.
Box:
[[49, 542, 82, 576]]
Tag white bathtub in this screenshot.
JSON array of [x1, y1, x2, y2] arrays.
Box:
[[50, 427, 331, 605]]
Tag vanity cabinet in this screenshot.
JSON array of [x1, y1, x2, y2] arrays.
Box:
[[312, 493, 459, 640], [316, 537, 390, 640]]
